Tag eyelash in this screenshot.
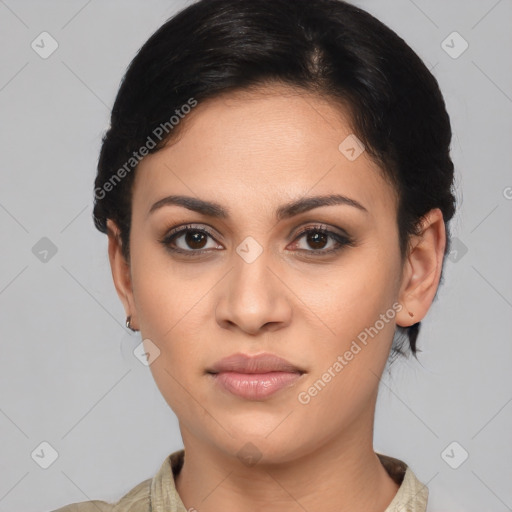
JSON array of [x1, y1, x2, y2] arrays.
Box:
[[159, 223, 354, 257]]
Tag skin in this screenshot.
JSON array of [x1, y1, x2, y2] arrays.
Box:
[[107, 83, 446, 512]]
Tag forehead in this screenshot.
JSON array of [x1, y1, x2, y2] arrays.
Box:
[[133, 84, 397, 221]]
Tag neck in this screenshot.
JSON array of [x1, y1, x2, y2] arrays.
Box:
[[175, 414, 399, 512]]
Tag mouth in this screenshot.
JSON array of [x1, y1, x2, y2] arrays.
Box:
[[206, 352, 305, 400]]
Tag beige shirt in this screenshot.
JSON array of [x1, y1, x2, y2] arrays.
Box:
[[52, 449, 428, 512]]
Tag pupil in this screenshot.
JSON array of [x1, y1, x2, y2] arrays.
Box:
[[186, 231, 207, 249], [308, 232, 327, 249]]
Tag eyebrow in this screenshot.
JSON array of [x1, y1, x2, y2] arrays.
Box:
[[148, 193, 368, 220]]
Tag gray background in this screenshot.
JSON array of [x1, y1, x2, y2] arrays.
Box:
[[0, 0, 511, 510]]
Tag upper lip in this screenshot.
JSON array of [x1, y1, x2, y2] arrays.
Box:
[[206, 353, 305, 374]]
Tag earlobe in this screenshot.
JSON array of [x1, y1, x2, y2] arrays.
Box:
[[396, 208, 446, 328], [106, 219, 137, 329]]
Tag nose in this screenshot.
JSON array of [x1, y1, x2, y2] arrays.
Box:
[[215, 250, 292, 335]]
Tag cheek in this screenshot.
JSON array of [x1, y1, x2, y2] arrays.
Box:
[[130, 235, 203, 334], [129, 252, 212, 407], [136, 290, 206, 417], [304, 247, 399, 339], [294, 287, 398, 436], [297, 245, 400, 395]]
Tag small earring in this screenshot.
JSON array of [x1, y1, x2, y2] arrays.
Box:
[[408, 311, 414, 318], [126, 315, 138, 332]]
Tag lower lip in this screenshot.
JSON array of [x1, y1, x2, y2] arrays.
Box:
[[210, 371, 303, 400]]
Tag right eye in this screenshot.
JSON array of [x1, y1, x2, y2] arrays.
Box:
[[159, 224, 223, 255]]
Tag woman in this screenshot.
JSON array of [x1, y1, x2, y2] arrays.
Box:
[[54, 0, 455, 510]]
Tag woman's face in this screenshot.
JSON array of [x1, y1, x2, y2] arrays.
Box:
[[111, 84, 411, 464]]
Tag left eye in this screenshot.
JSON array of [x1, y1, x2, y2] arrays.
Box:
[[290, 226, 352, 254]]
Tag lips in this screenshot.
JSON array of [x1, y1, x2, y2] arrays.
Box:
[[206, 352, 305, 400], [206, 352, 305, 375]]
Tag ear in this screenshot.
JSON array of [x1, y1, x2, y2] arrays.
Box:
[[106, 219, 138, 330], [396, 208, 446, 327]]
